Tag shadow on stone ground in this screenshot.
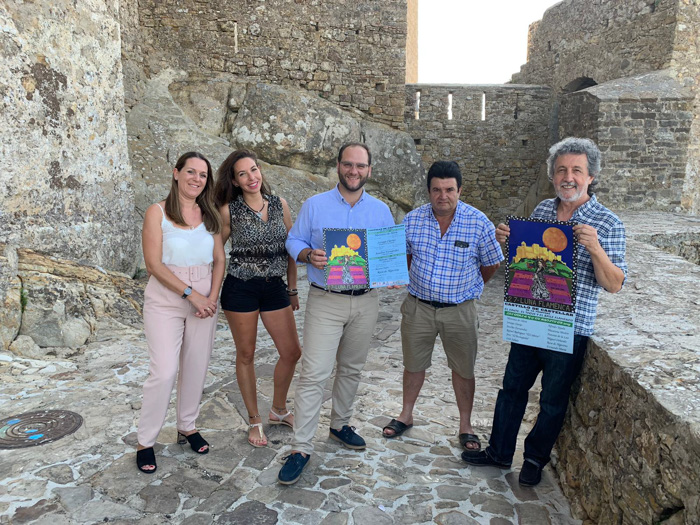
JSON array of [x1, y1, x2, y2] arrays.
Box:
[[0, 267, 581, 524]]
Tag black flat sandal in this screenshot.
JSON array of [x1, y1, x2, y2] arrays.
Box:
[[177, 431, 209, 454], [136, 447, 157, 474]]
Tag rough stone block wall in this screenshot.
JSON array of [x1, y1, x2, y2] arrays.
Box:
[[555, 212, 700, 524], [672, 0, 700, 214], [0, 0, 138, 274], [559, 76, 694, 212], [129, 0, 408, 128], [514, 0, 677, 90], [513, 0, 700, 215], [404, 84, 553, 222]]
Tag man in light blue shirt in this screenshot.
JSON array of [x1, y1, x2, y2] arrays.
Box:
[[381, 161, 503, 455], [279, 143, 394, 485]]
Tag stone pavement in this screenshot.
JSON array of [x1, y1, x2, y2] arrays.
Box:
[[0, 268, 581, 524]]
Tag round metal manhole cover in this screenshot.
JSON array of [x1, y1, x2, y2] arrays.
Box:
[[0, 410, 83, 449]]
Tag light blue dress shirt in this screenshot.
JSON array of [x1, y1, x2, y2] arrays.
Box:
[[286, 185, 395, 286]]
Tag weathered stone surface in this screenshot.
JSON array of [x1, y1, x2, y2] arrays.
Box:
[[218, 500, 278, 524], [230, 82, 425, 214], [555, 212, 700, 524], [36, 464, 74, 485], [361, 119, 425, 215], [277, 487, 327, 510], [14, 248, 143, 349], [11, 499, 61, 524], [0, 1, 138, 275], [53, 486, 93, 512], [169, 78, 233, 136], [0, 244, 21, 351], [126, 69, 233, 217], [404, 84, 552, 224], [72, 500, 141, 522], [231, 82, 360, 173], [259, 161, 331, 221], [434, 510, 480, 525], [351, 506, 393, 525]]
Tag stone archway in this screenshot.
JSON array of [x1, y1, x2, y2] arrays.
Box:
[[562, 76, 597, 93]]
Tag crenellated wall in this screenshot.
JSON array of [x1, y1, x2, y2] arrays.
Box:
[[404, 84, 554, 222]]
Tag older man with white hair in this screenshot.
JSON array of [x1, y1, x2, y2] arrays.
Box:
[[463, 137, 627, 486]]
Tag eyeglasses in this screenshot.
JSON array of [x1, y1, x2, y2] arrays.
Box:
[[339, 161, 369, 171]]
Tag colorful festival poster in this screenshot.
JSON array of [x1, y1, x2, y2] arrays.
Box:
[[502, 217, 578, 354], [324, 228, 370, 290], [323, 227, 408, 290]]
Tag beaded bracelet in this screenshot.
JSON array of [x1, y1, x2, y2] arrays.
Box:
[[287, 288, 298, 296]]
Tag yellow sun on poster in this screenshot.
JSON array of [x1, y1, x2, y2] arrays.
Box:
[[346, 233, 362, 250], [542, 227, 568, 252]]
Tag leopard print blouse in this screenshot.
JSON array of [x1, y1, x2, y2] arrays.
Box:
[[226, 194, 288, 280]]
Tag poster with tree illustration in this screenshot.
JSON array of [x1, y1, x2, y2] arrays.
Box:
[[323, 228, 369, 291], [502, 217, 579, 354]]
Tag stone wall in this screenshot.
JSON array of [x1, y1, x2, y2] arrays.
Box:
[[127, 0, 408, 128], [559, 73, 694, 212], [514, 0, 677, 90], [555, 212, 700, 524], [513, 0, 700, 214], [672, 0, 700, 214], [404, 84, 554, 222], [0, 0, 138, 274]]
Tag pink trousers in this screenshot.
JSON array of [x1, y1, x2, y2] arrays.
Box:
[[137, 264, 217, 447]]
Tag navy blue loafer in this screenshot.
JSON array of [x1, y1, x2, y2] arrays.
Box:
[[278, 452, 310, 485], [329, 425, 366, 450], [461, 449, 510, 469], [518, 459, 543, 486]]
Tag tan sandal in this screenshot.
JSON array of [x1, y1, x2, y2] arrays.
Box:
[[269, 407, 294, 428], [248, 414, 268, 448]]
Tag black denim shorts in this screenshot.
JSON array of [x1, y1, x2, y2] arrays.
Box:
[[220, 274, 290, 313]]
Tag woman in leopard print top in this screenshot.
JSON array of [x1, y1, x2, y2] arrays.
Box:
[[214, 149, 302, 448]]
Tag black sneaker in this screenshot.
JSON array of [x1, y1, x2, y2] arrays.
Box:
[[518, 459, 543, 486], [278, 452, 310, 485], [461, 449, 511, 469], [329, 425, 366, 450]]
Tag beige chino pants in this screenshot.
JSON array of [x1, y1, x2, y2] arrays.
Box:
[[292, 286, 380, 455], [137, 264, 217, 447]]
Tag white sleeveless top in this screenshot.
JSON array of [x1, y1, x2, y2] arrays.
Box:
[[157, 204, 214, 266]]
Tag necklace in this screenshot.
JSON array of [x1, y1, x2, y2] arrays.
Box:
[[245, 198, 266, 218]]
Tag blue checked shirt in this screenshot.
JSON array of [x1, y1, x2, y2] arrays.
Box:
[[531, 195, 627, 336], [405, 201, 504, 304]]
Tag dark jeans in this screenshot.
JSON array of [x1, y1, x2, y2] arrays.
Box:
[[486, 335, 589, 467]]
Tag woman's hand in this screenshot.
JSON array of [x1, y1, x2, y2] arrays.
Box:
[[190, 290, 218, 318], [290, 294, 300, 311]]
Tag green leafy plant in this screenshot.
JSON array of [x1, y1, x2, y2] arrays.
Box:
[[20, 285, 28, 313]]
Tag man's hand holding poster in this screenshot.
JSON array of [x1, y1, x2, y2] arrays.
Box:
[[502, 217, 578, 354]]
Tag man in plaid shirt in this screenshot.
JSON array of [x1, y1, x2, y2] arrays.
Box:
[[382, 161, 503, 452], [463, 137, 627, 487]]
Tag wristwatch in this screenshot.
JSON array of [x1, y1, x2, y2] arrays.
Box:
[[305, 250, 312, 264], [182, 286, 192, 299]]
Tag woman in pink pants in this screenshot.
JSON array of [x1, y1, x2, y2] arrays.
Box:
[[136, 151, 225, 474]]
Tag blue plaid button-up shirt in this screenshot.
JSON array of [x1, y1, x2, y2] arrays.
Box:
[[405, 201, 504, 304], [531, 195, 627, 336]]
